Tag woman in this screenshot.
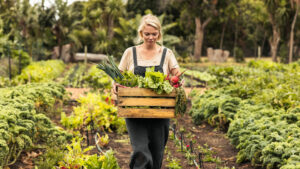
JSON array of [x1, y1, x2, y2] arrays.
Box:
[[115, 14, 180, 169]]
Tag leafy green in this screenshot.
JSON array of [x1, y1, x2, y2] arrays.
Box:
[[137, 67, 173, 94], [115, 71, 138, 87]]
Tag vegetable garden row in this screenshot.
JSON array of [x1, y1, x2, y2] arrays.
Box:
[[0, 59, 299, 168], [189, 60, 300, 169]]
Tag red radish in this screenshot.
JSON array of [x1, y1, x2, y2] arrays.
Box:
[[170, 70, 186, 84], [173, 83, 179, 88], [171, 76, 179, 84]]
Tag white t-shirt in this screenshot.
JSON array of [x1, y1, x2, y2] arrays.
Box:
[[118, 46, 179, 75]]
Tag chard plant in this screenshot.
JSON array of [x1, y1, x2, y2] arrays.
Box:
[[61, 93, 126, 134]]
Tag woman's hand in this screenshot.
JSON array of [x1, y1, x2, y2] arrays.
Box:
[[112, 81, 118, 95], [171, 68, 181, 76]]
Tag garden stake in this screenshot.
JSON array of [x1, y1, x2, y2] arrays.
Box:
[[190, 141, 193, 153], [180, 132, 183, 152], [199, 152, 204, 169], [173, 124, 176, 139], [86, 129, 89, 146], [193, 159, 200, 169], [91, 120, 95, 144]]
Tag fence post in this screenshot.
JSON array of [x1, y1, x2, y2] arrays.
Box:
[[18, 43, 22, 74], [84, 45, 87, 67], [258, 46, 261, 59], [173, 124, 176, 139]]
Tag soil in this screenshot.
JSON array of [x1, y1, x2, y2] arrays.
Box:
[[10, 87, 259, 169]]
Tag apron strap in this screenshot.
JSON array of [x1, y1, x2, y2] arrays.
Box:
[[160, 48, 167, 67], [133, 46, 138, 67]]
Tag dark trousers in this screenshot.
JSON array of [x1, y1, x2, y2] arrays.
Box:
[[125, 118, 170, 169]]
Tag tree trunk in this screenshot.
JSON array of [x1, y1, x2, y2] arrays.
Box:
[[194, 17, 211, 61], [233, 20, 238, 58], [261, 31, 266, 57], [268, 14, 280, 62], [289, 1, 299, 63], [269, 28, 280, 62], [194, 17, 201, 61], [57, 30, 63, 59], [108, 15, 114, 41]]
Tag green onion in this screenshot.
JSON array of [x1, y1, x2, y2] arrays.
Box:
[[97, 55, 124, 81]]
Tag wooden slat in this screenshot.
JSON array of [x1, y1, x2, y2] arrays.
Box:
[[118, 87, 176, 97], [118, 98, 175, 107], [118, 108, 175, 118]]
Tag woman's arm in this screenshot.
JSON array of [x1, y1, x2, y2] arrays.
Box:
[[171, 68, 181, 76]]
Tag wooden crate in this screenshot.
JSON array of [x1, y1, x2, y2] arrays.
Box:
[[117, 87, 176, 118]]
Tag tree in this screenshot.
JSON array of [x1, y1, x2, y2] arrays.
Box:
[[126, 0, 160, 15], [264, 0, 290, 62], [238, 0, 268, 57], [174, 0, 218, 61], [105, 0, 125, 40], [289, 0, 300, 63], [52, 0, 70, 58], [74, 0, 125, 53]]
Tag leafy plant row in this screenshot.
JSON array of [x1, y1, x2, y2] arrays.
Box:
[[0, 83, 72, 168], [183, 69, 217, 87], [60, 64, 112, 90], [189, 60, 300, 168], [0, 60, 65, 87]]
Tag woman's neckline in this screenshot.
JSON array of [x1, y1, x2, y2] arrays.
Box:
[[136, 44, 163, 60]]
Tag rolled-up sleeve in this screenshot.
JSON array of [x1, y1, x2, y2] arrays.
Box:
[[118, 48, 130, 71], [168, 49, 179, 70]]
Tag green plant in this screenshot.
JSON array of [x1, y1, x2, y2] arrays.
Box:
[[189, 60, 300, 168], [233, 47, 245, 63], [0, 83, 72, 167], [166, 158, 182, 169], [58, 138, 120, 169], [34, 145, 66, 169], [61, 93, 126, 134], [13, 60, 65, 84], [96, 133, 109, 147], [166, 150, 182, 169]]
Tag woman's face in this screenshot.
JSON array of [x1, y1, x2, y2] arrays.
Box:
[[142, 25, 159, 45]]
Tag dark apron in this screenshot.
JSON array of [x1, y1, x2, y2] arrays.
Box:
[[126, 46, 170, 169]]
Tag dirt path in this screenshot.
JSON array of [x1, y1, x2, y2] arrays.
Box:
[[106, 113, 256, 169]]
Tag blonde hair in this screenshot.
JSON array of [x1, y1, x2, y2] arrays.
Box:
[[137, 14, 163, 44]]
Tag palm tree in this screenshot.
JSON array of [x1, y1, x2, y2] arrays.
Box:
[[105, 0, 125, 40]]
